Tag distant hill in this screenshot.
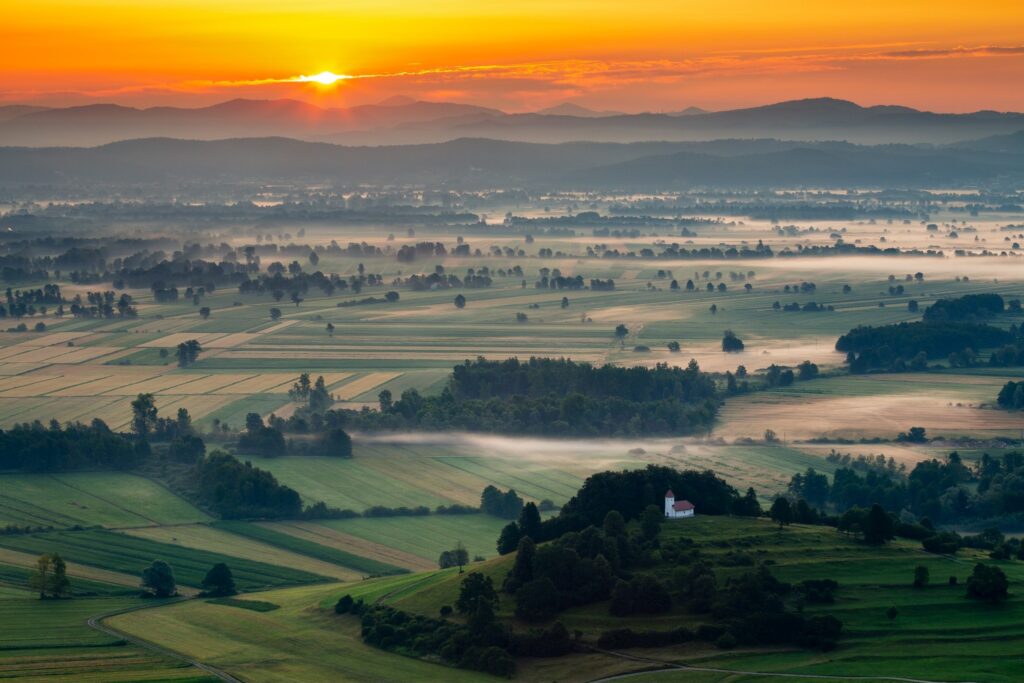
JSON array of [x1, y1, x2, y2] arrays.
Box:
[[2, 135, 1022, 189], [1, 97, 1023, 146]]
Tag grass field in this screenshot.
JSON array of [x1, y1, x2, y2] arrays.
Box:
[[0, 472, 209, 529], [0, 529, 332, 591]]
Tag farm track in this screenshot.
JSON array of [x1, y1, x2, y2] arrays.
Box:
[[585, 647, 979, 683], [87, 598, 245, 683]]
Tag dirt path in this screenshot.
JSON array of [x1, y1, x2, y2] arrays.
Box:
[[86, 598, 245, 683], [585, 647, 978, 683]]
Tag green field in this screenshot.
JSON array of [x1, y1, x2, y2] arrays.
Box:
[[213, 520, 407, 576], [0, 472, 210, 529], [314, 513, 514, 564], [0, 529, 332, 591]]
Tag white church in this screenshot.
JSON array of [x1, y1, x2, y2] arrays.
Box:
[[664, 489, 695, 519]]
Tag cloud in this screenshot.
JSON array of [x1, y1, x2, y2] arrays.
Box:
[[881, 45, 1024, 59]]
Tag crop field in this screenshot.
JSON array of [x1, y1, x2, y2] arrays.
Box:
[[312, 513, 512, 565], [717, 371, 1024, 441], [121, 523, 367, 581], [0, 472, 209, 528], [0, 529, 332, 591]]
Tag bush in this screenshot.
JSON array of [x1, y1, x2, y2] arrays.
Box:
[[715, 632, 737, 650]]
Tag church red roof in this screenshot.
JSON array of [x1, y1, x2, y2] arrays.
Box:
[[665, 489, 675, 498], [673, 500, 695, 511]]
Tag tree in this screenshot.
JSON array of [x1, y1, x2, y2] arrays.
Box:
[[886, 606, 899, 622], [561, 297, 569, 308], [863, 504, 895, 545], [764, 428, 778, 443], [175, 339, 201, 367], [319, 428, 352, 457], [378, 389, 393, 412], [199, 306, 211, 319], [722, 330, 744, 352], [769, 497, 793, 528], [290, 292, 303, 307], [667, 340, 681, 352], [913, 565, 930, 589], [497, 522, 522, 555], [732, 487, 763, 517], [269, 307, 282, 321], [141, 560, 177, 597], [326, 322, 335, 337], [201, 563, 236, 597], [29, 554, 51, 599], [309, 251, 319, 267], [966, 563, 1009, 603], [456, 572, 498, 616], [454, 294, 466, 309], [49, 553, 70, 598], [439, 541, 470, 571], [130, 393, 158, 438], [898, 426, 928, 443], [640, 504, 663, 540], [519, 502, 542, 540], [602, 510, 626, 537], [614, 324, 629, 339], [505, 536, 536, 592]]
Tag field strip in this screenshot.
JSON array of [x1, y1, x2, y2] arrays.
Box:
[[154, 373, 255, 395], [0, 372, 63, 392], [260, 521, 435, 572], [357, 455, 483, 507], [0, 546, 142, 589], [50, 369, 162, 396], [333, 372, 401, 400], [202, 333, 259, 348], [52, 474, 162, 526], [211, 373, 301, 394], [139, 332, 230, 348], [0, 373, 110, 397], [52, 345, 123, 363], [120, 525, 361, 582], [102, 374, 211, 396]]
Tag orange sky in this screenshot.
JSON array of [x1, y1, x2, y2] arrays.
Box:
[[3, 0, 1024, 112]]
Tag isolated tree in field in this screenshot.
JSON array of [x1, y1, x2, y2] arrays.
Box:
[[863, 504, 895, 545], [175, 339, 201, 367], [130, 393, 158, 438], [518, 502, 542, 541], [561, 296, 569, 308], [769, 497, 793, 528], [614, 324, 629, 339], [29, 553, 70, 599], [667, 340, 680, 352], [290, 291, 303, 307], [913, 565, 930, 588], [722, 330, 744, 353], [199, 306, 210, 319], [201, 563, 237, 597], [439, 541, 469, 571], [308, 251, 319, 267], [326, 322, 335, 337], [709, 304, 718, 315], [269, 307, 282, 321], [966, 563, 1008, 603], [141, 560, 177, 597], [26, 555, 52, 599], [454, 294, 466, 309], [764, 428, 778, 443]]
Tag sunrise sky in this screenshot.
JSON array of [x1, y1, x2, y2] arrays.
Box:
[[4, 0, 1024, 112]]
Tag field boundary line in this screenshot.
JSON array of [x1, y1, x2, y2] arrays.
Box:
[[50, 474, 162, 526], [584, 646, 980, 683], [88, 597, 245, 683]]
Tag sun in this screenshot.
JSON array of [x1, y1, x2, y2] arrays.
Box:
[[295, 71, 349, 86]]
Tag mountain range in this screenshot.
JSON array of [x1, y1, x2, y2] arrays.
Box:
[[3, 134, 1023, 189], [2, 97, 1023, 147]]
